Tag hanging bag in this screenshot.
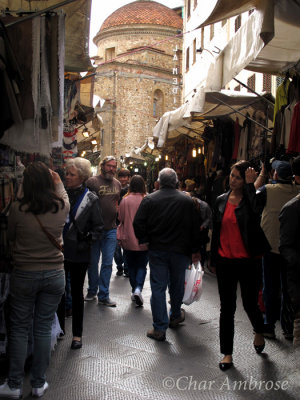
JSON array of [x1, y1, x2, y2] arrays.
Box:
[[182, 261, 204, 305]]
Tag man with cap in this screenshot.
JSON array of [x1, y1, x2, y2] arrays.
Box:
[[279, 156, 300, 347], [256, 159, 299, 339], [85, 156, 121, 306]]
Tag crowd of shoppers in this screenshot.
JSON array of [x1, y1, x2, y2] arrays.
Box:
[[1, 155, 299, 398]]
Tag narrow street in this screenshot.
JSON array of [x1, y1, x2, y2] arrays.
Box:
[[23, 265, 299, 400]]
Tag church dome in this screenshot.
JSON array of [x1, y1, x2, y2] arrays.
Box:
[[99, 0, 183, 32]]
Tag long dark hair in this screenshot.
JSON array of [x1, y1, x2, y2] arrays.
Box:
[[128, 175, 146, 195], [231, 160, 251, 181], [19, 162, 65, 214]]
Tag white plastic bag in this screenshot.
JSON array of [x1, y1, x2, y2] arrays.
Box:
[[182, 262, 204, 305]]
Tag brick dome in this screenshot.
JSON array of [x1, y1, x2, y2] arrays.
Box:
[[100, 0, 183, 32]]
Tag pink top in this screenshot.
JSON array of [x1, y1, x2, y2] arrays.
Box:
[[218, 202, 249, 259], [117, 193, 148, 251]]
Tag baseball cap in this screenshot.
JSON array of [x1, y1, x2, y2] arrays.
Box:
[[271, 160, 293, 180]]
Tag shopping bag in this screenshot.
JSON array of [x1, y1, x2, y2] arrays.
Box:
[[182, 262, 204, 305]]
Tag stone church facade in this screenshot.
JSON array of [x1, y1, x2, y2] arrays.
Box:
[[93, 0, 183, 161]]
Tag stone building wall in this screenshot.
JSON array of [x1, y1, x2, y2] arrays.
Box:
[[93, 13, 183, 161]]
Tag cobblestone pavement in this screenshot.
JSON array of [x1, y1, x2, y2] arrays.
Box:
[[21, 265, 299, 399]]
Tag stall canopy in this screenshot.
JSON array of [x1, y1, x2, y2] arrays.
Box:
[[0, 0, 92, 71], [153, 90, 273, 147], [197, 0, 300, 91]]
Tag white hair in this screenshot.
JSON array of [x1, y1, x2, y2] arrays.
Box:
[[65, 158, 92, 181]]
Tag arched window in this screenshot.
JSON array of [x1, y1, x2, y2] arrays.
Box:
[[153, 89, 164, 118]]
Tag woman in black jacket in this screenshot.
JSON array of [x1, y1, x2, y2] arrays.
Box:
[[57, 158, 103, 350], [211, 160, 270, 371]]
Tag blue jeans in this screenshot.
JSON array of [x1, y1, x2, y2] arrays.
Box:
[[123, 250, 148, 292], [8, 268, 65, 389], [148, 250, 190, 332], [87, 229, 117, 301], [114, 243, 129, 273]]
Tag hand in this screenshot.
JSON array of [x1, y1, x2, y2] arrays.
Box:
[[49, 169, 61, 185], [245, 167, 258, 184], [192, 252, 201, 264]]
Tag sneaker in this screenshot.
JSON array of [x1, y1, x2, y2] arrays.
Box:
[[169, 309, 185, 328], [116, 270, 123, 276], [123, 272, 129, 278], [84, 294, 97, 302], [147, 328, 166, 342], [134, 288, 143, 306], [263, 324, 276, 339], [0, 381, 22, 399], [32, 381, 49, 398], [131, 293, 135, 301], [98, 298, 117, 307]]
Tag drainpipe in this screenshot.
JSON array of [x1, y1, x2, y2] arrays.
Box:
[[111, 71, 117, 156]]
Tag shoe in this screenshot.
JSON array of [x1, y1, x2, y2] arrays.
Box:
[[262, 324, 276, 339], [123, 272, 129, 278], [147, 328, 166, 342], [219, 362, 233, 371], [169, 309, 185, 328], [254, 343, 265, 353], [134, 288, 143, 306], [84, 294, 97, 302], [254, 334, 265, 354], [65, 308, 72, 318], [57, 332, 65, 340], [0, 381, 22, 399], [71, 339, 82, 350], [283, 332, 293, 341], [98, 298, 117, 307], [32, 381, 49, 397], [116, 270, 123, 276], [131, 293, 135, 301]]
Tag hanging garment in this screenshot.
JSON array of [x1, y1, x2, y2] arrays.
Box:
[[237, 118, 250, 161], [273, 80, 290, 124], [271, 105, 286, 154], [287, 101, 300, 153], [280, 99, 297, 150], [0, 14, 65, 156], [232, 117, 241, 160]]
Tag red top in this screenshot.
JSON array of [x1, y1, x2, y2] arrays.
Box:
[[218, 202, 250, 259]]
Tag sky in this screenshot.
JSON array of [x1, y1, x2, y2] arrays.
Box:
[[89, 0, 184, 56]]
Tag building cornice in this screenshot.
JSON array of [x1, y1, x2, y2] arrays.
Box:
[[94, 25, 182, 45]]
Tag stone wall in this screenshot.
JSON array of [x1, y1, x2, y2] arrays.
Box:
[[94, 25, 182, 160]]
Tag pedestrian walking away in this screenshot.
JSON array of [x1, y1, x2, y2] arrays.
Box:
[[133, 168, 202, 342], [117, 175, 148, 307]]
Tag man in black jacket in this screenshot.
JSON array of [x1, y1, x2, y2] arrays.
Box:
[[279, 156, 300, 347], [133, 168, 201, 341]]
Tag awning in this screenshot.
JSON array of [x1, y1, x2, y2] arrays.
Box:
[[0, 0, 92, 71], [197, 0, 300, 91], [153, 90, 274, 147]]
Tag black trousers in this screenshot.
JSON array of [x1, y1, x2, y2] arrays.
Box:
[[57, 260, 88, 338], [216, 256, 264, 355]]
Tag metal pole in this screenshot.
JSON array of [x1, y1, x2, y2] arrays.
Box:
[[4, 0, 77, 27], [209, 94, 273, 134], [233, 78, 274, 107]]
